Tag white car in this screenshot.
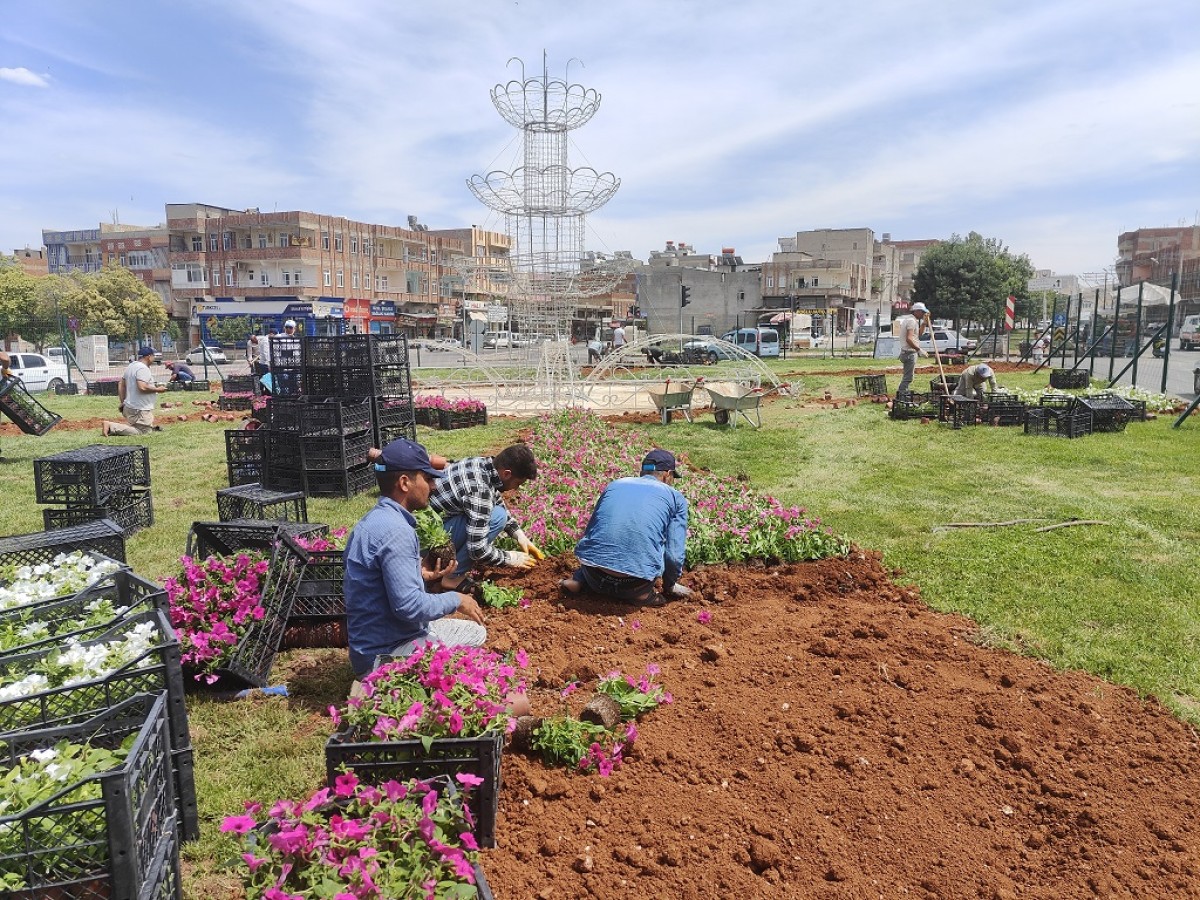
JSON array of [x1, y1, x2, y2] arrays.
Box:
[[4, 352, 69, 392], [185, 345, 229, 365], [918, 329, 977, 354]]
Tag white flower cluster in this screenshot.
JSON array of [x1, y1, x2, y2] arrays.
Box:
[[0, 552, 122, 612], [0, 621, 160, 700]]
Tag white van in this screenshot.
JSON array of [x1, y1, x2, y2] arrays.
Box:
[[722, 327, 781, 358], [1179, 314, 1200, 351]]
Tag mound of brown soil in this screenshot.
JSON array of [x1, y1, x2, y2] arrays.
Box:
[[475, 553, 1200, 899]]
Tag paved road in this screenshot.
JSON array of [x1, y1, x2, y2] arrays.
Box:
[[1042, 347, 1199, 400]]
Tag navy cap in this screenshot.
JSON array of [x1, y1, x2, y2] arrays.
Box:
[[641, 448, 679, 476], [137, 344, 156, 358], [376, 438, 444, 478]]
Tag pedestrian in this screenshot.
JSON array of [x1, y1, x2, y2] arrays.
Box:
[[587, 335, 604, 364], [1032, 335, 1049, 363], [256, 330, 274, 381], [560, 449, 691, 606], [427, 444, 543, 592], [102, 345, 166, 436], [952, 363, 998, 402], [611, 322, 627, 351], [895, 302, 928, 397], [343, 438, 487, 678], [164, 360, 195, 384], [246, 334, 259, 368]]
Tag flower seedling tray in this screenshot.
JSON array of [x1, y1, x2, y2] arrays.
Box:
[[34, 444, 151, 506], [1024, 407, 1094, 439], [0, 375, 63, 436], [166, 380, 210, 392], [0, 693, 178, 900], [221, 375, 256, 394], [371, 395, 416, 432], [42, 486, 155, 536], [289, 546, 345, 619], [217, 393, 254, 411], [215, 484, 308, 524], [414, 406, 439, 428], [1076, 393, 1137, 433], [437, 407, 489, 430], [0, 566, 165, 659], [0, 519, 126, 568], [184, 519, 327, 560], [888, 392, 938, 420], [325, 729, 504, 848], [1049, 368, 1090, 390]]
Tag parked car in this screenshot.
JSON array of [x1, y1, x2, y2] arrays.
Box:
[[482, 331, 512, 349], [3, 352, 69, 392], [185, 345, 228, 365], [720, 327, 781, 358], [682, 337, 740, 363], [918, 329, 977, 354], [1179, 314, 1200, 351]]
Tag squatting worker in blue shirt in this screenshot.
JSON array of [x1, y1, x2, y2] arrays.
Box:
[[343, 437, 487, 677], [560, 449, 692, 606], [428, 444, 544, 592]]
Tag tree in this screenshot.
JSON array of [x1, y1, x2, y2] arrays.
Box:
[[88, 264, 167, 342], [210, 315, 253, 346], [0, 266, 38, 347], [35, 272, 107, 342], [911, 232, 1034, 330]]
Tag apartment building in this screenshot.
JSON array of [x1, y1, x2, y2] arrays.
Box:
[[9, 247, 47, 277], [762, 228, 875, 332], [166, 204, 508, 342], [638, 242, 761, 336], [1116, 226, 1199, 316]]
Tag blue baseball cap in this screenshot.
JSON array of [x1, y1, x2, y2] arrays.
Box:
[[137, 344, 156, 358], [641, 448, 679, 476], [376, 438, 444, 478]]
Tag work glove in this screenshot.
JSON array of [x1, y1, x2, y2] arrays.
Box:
[[512, 528, 545, 561], [503, 550, 537, 570], [667, 583, 693, 599]]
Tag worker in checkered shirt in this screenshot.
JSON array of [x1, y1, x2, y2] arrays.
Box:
[[428, 444, 544, 591]]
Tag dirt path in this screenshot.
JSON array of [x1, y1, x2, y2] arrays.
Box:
[[473, 553, 1200, 899]]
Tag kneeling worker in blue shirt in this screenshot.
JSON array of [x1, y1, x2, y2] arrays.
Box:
[[343, 437, 487, 677], [560, 449, 692, 606]]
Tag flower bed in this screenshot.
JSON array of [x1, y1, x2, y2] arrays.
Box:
[[414, 395, 489, 430], [222, 773, 488, 899], [506, 408, 850, 564]]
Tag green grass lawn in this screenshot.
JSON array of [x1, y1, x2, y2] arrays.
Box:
[[3, 368, 1199, 894]]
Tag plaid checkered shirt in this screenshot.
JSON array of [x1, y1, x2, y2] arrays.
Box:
[[428, 456, 519, 568]]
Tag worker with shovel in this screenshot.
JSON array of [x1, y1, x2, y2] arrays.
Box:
[[896, 302, 929, 397], [560, 449, 691, 607]]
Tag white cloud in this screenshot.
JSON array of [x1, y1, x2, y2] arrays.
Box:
[[0, 67, 49, 88]]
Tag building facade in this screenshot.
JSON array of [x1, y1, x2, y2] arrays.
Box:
[[638, 242, 761, 337], [1116, 226, 1199, 318]]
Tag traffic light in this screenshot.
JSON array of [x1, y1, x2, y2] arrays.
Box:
[[680, 285, 691, 307]]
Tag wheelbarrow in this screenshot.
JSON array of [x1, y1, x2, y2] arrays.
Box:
[[704, 381, 765, 428], [646, 380, 698, 425]]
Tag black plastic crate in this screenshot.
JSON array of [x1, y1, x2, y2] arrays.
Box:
[[89, 379, 122, 397], [1038, 393, 1077, 411], [372, 395, 416, 430], [854, 374, 887, 397], [438, 407, 488, 430], [270, 366, 304, 398], [325, 729, 504, 848], [937, 396, 978, 428], [291, 548, 345, 618], [378, 421, 418, 445], [166, 379, 210, 392], [0, 567, 165, 659], [982, 402, 1027, 427], [302, 335, 341, 369], [42, 486, 154, 536], [304, 463, 375, 498], [0, 693, 176, 900], [0, 375, 63, 436], [172, 746, 199, 842], [263, 429, 302, 467], [216, 483, 308, 523], [263, 459, 304, 492], [929, 376, 955, 396], [1077, 393, 1137, 433], [227, 460, 263, 488], [888, 392, 938, 420], [414, 406, 439, 428], [270, 336, 303, 368], [1049, 368, 1090, 389], [221, 374, 256, 394], [225, 428, 265, 465], [218, 393, 254, 411], [0, 608, 190, 752], [1127, 397, 1149, 420], [369, 365, 412, 400], [301, 430, 372, 472], [303, 368, 342, 397], [1024, 407, 1094, 438], [184, 519, 327, 560], [270, 397, 372, 436], [369, 333, 409, 366], [34, 444, 151, 505], [338, 334, 374, 367], [54, 381, 80, 395], [0, 519, 126, 567]]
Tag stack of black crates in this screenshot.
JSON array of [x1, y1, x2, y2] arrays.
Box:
[[225, 333, 415, 497], [34, 444, 154, 534]]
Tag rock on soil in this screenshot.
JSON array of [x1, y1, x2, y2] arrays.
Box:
[[478, 552, 1200, 899]]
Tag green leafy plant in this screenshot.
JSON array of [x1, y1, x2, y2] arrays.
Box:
[[478, 581, 525, 609], [528, 716, 612, 769], [596, 664, 673, 719], [413, 507, 451, 552]]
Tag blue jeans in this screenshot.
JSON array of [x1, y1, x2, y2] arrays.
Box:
[[575, 565, 656, 603], [444, 504, 509, 577]]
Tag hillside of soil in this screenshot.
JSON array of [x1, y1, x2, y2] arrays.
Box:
[[475, 552, 1200, 899]]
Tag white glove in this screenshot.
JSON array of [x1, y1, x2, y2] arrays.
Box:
[[668, 583, 693, 598], [511, 528, 544, 560], [503, 550, 536, 570]]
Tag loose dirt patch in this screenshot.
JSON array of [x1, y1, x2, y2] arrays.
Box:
[[472, 553, 1200, 899]]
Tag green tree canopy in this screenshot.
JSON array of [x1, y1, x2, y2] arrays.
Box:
[[0, 266, 38, 345], [89, 264, 167, 342], [911, 232, 1034, 328]]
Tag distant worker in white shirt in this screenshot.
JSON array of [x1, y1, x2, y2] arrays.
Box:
[[895, 302, 928, 397]]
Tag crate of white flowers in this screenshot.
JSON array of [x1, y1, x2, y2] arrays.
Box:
[[0, 553, 168, 659], [0, 692, 179, 900], [0, 608, 190, 754]]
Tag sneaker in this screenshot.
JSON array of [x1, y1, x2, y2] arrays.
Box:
[[641, 591, 671, 608]]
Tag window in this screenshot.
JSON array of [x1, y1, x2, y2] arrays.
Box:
[[119, 254, 127, 266], [323, 270, 331, 287], [335, 233, 343, 252], [376, 274, 388, 291], [283, 271, 292, 286], [223, 232, 232, 250], [352, 271, 359, 289], [363, 239, 371, 258], [186, 265, 204, 283], [766, 276, 774, 289], [258, 233, 267, 249], [322, 231, 330, 250], [260, 271, 269, 286], [225, 267, 234, 286], [279, 234, 290, 248], [812, 277, 819, 287], [293, 269, 302, 285], [192, 236, 203, 251], [350, 237, 358, 254], [209, 234, 219, 252], [212, 268, 221, 286], [336, 270, 344, 288], [243, 235, 252, 249]]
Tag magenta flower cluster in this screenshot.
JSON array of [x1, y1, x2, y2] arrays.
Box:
[[580, 720, 639, 777], [414, 394, 486, 414], [330, 644, 528, 742], [292, 527, 348, 554], [221, 771, 482, 899], [507, 408, 849, 564], [164, 552, 270, 684]]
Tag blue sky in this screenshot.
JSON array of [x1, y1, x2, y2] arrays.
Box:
[[2, 0, 1197, 279]]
